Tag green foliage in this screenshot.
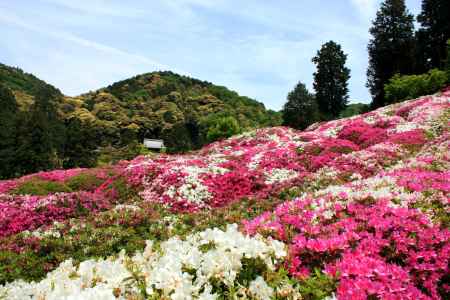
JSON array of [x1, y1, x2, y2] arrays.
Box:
[[367, 0, 415, 109], [339, 103, 370, 118], [63, 117, 98, 168], [312, 40, 350, 119], [81, 71, 276, 153], [12, 178, 72, 196], [15, 84, 66, 175], [65, 173, 104, 191], [0, 84, 18, 179], [416, 0, 450, 72], [0, 63, 61, 98], [282, 82, 319, 130], [446, 40, 450, 80], [384, 69, 448, 103], [205, 116, 240, 142], [97, 143, 151, 165], [297, 269, 338, 300]]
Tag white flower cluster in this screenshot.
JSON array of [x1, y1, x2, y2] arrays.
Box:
[[1, 225, 286, 300], [112, 204, 141, 212], [265, 168, 299, 185], [163, 164, 229, 206], [165, 173, 212, 206], [321, 125, 343, 138], [22, 221, 65, 239], [248, 152, 263, 170], [389, 121, 423, 133]]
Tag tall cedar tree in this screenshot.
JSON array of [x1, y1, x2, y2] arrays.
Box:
[[312, 41, 350, 119], [367, 0, 415, 109], [416, 0, 450, 72], [0, 84, 18, 179], [16, 84, 65, 174], [282, 82, 319, 130]]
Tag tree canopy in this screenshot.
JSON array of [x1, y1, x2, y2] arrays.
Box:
[[416, 0, 450, 71], [312, 41, 350, 119], [282, 82, 319, 130], [367, 0, 415, 109]]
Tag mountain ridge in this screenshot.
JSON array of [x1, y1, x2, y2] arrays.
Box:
[[0, 63, 282, 155]]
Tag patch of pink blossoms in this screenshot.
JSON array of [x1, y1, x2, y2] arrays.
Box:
[[124, 88, 449, 210]]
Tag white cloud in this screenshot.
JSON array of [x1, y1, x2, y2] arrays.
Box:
[[350, 0, 378, 20], [0, 12, 184, 74], [2, 1, 423, 109]]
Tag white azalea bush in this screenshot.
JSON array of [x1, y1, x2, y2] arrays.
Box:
[[0, 225, 289, 300]]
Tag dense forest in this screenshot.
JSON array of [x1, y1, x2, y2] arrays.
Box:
[[0, 64, 281, 179]]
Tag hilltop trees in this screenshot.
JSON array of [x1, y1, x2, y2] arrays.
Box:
[[0, 84, 18, 179], [367, 0, 415, 108], [282, 41, 350, 129], [312, 41, 350, 119], [282, 82, 319, 130], [416, 0, 450, 71]]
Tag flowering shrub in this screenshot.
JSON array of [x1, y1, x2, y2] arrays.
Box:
[[0, 89, 448, 298], [245, 198, 449, 299], [0, 191, 111, 237], [121, 89, 449, 210], [0, 225, 290, 300]]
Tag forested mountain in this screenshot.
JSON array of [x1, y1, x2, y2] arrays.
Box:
[[74, 71, 281, 151], [0, 63, 281, 178]]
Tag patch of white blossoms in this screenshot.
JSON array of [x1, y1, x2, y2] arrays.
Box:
[[265, 168, 299, 185], [164, 165, 227, 206], [0, 224, 286, 300]]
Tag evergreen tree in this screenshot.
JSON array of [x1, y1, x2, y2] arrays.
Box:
[[282, 82, 319, 130], [367, 0, 415, 108], [17, 84, 64, 174], [446, 40, 450, 80], [416, 0, 450, 71], [312, 41, 350, 119], [0, 84, 18, 179], [63, 117, 98, 168]]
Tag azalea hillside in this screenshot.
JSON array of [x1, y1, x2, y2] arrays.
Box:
[[0, 88, 449, 299]]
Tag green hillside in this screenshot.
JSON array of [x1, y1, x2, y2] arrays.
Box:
[[0, 63, 281, 177], [0, 63, 62, 110], [72, 71, 281, 152]]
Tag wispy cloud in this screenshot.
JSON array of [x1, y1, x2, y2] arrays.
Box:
[[42, 0, 146, 17], [0, 13, 177, 72], [0, 0, 422, 109]]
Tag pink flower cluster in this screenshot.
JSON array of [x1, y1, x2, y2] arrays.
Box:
[[245, 198, 449, 299], [0, 191, 111, 238], [124, 89, 449, 210]]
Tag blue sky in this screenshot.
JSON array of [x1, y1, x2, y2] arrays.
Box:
[[0, 0, 421, 110]]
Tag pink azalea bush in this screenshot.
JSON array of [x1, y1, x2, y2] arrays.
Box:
[[123, 88, 449, 210], [245, 197, 449, 299], [0, 191, 111, 237]]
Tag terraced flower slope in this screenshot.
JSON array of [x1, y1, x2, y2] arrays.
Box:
[[0, 89, 449, 299]]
